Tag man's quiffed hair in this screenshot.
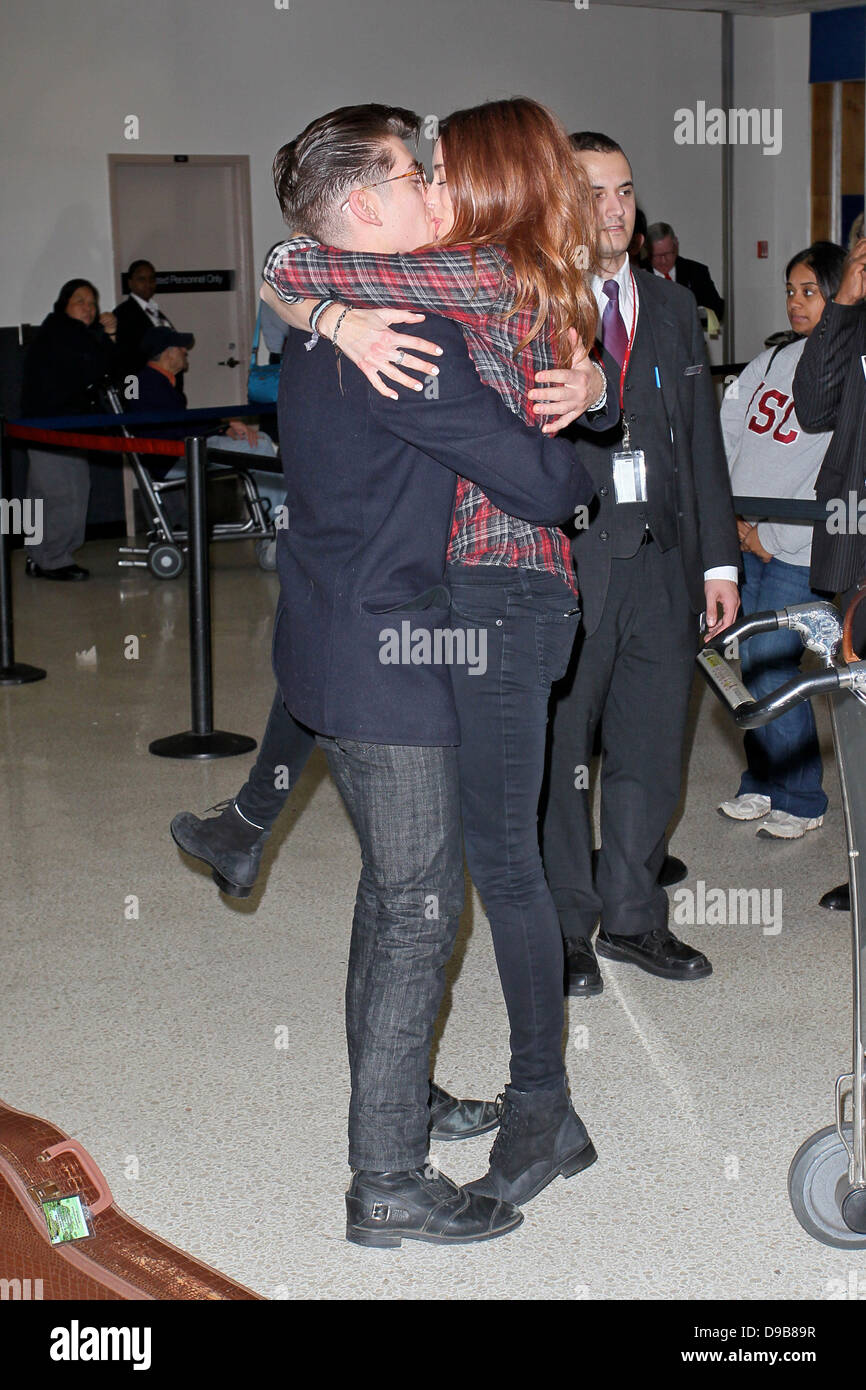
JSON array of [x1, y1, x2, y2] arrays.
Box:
[[273, 103, 420, 242], [569, 131, 627, 158]]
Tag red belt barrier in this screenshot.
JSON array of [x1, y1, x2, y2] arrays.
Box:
[[5, 424, 184, 456]]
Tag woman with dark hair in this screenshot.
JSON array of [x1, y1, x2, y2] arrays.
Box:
[[21, 278, 118, 579], [718, 240, 846, 838], [250, 98, 607, 1204]]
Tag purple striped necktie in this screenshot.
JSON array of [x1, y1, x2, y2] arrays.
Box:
[[601, 279, 628, 366]]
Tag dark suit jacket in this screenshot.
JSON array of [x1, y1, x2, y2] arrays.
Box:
[[570, 270, 738, 635], [793, 298, 866, 593], [114, 297, 184, 392], [114, 297, 155, 377], [673, 256, 725, 324], [272, 315, 601, 746]]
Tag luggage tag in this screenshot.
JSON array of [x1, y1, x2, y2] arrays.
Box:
[[31, 1184, 96, 1243], [611, 420, 648, 505]]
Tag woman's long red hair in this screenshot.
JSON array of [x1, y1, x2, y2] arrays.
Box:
[[438, 97, 598, 364]]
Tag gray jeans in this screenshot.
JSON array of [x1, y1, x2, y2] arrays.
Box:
[[26, 448, 90, 569], [317, 736, 464, 1171]]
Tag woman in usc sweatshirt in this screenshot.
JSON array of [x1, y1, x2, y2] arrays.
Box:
[[718, 241, 846, 839]]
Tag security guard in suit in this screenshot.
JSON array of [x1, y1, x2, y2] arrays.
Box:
[[541, 133, 740, 996]]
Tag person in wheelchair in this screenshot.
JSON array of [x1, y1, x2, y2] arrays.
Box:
[[126, 326, 285, 523]]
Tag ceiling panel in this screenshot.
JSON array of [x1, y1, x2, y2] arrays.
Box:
[[547, 0, 864, 16]]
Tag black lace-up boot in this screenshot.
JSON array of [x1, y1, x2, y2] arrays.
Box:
[[465, 1080, 596, 1207], [170, 799, 270, 897]]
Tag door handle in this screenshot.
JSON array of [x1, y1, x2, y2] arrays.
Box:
[[218, 356, 240, 368]]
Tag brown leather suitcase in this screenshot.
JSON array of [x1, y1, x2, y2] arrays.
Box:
[[0, 1098, 262, 1299]]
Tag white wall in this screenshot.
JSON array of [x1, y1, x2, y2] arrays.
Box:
[[730, 12, 812, 364], [1, 0, 810, 361]]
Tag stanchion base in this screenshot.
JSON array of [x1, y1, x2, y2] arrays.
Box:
[[0, 663, 47, 686], [149, 730, 257, 760]]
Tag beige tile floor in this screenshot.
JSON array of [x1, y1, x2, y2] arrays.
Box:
[[1, 538, 863, 1300]]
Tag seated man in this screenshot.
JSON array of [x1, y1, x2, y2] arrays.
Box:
[[126, 327, 285, 518]]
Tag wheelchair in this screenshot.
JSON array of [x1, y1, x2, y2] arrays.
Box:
[[101, 384, 278, 579]]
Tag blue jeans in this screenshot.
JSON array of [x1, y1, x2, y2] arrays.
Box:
[[447, 564, 580, 1091], [737, 550, 828, 818], [316, 737, 464, 1171]]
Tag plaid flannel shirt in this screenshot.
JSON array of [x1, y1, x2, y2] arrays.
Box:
[[263, 238, 582, 593]]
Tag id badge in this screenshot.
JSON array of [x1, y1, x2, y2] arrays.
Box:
[[611, 449, 648, 504]]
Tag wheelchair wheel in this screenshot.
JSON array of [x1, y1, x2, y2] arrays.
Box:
[[788, 1124, 866, 1248], [147, 542, 185, 580], [256, 537, 277, 572]]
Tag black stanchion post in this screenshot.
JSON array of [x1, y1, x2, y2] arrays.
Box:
[[0, 417, 46, 686], [150, 434, 256, 759]]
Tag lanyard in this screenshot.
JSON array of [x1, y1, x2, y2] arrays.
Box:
[[617, 268, 638, 414]]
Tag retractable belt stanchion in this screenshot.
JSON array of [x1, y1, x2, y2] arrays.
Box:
[[149, 434, 257, 759], [0, 417, 46, 687]]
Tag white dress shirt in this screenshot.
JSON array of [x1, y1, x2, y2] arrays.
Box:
[[131, 293, 171, 327], [593, 254, 736, 586]]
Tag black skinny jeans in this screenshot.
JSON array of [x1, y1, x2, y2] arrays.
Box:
[[239, 562, 579, 1089]]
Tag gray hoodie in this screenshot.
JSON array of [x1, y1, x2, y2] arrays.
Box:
[[721, 337, 832, 568]]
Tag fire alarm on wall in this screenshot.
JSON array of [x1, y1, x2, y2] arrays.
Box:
[[757, 241, 769, 258]]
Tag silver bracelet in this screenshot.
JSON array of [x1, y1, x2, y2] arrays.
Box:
[[588, 358, 607, 412]]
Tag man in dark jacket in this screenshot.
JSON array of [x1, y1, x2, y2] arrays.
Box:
[[114, 260, 181, 383], [541, 136, 739, 997], [793, 234, 866, 912], [646, 221, 725, 326]]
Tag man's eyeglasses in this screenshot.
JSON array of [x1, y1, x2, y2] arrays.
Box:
[[340, 161, 428, 212]]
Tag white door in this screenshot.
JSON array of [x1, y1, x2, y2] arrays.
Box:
[[108, 155, 255, 408]]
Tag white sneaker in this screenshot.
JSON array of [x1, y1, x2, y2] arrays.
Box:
[[717, 794, 771, 821], [757, 809, 824, 840]]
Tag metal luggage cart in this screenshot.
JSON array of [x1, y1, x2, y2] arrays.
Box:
[[698, 592, 866, 1248], [100, 385, 277, 579]]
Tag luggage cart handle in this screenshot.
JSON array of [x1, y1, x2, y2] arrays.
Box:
[[697, 602, 848, 728], [697, 650, 843, 728]]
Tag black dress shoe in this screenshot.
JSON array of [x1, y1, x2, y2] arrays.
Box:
[[819, 882, 850, 912], [170, 799, 270, 897], [658, 854, 688, 887], [564, 936, 603, 997], [345, 1167, 523, 1248], [25, 557, 89, 581], [428, 1082, 500, 1142], [596, 925, 712, 981]]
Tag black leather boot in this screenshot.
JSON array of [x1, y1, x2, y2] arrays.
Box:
[[170, 799, 270, 897], [564, 936, 603, 997], [429, 1082, 500, 1141], [345, 1167, 523, 1248], [465, 1081, 596, 1207]]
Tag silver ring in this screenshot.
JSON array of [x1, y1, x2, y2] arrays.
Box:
[[392, 348, 405, 365]]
